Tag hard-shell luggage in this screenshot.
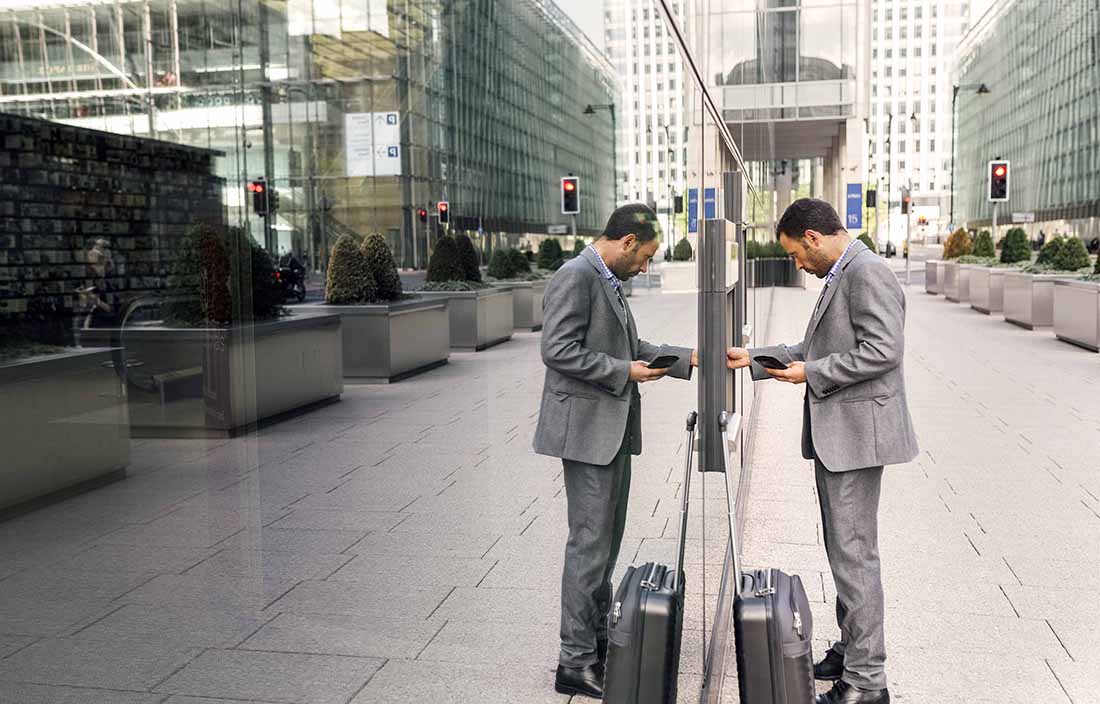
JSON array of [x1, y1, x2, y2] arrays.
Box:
[[603, 412, 698, 704]]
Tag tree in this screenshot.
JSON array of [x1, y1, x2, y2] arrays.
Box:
[[1055, 237, 1091, 272], [326, 234, 377, 304], [454, 233, 482, 282], [507, 247, 531, 275], [857, 233, 876, 253], [361, 234, 403, 300], [673, 237, 693, 261], [999, 228, 1031, 264], [426, 236, 465, 283], [487, 249, 517, 279], [537, 238, 564, 270], [943, 228, 973, 260], [973, 230, 995, 258]]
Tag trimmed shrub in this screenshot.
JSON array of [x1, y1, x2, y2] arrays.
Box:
[[1036, 236, 1065, 267], [857, 233, 876, 253], [361, 234, 403, 301], [745, 240, 762, 259], [426, 236, 465, 283], [236, 229, 284, 321], [164, 223, 232, 326], [973, 230, 995, 258], [325, 234, 376, 305], [487, 249, 517, 279], [549, 257, 568, 271], [943, 228, 973, 260], [673, 237, 693, 261], [508, 248, 531, 275], [537, 238, 564, 270], [422, 280, 489, 292], [999, 227, 1031, 264], [454, 233, 482, 283], [573, 239, 586, 256], [1056, 237, 1091, 272], [1095, 250, 1100, 275]]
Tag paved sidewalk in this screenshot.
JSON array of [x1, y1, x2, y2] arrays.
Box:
[[743, 276, 1100, 703], [0, 287, 711, 704]]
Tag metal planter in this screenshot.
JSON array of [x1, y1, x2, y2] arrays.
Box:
[[967, 266, 1008, 314], [416, 287, 514, 351], [942, 261, 972, 303], [0, 348, 131, 513], [1053, 280, 1100, 352], [78, 314, 343, 437], [925, 260, 942, 294], [1003, 272, 1077, 329], [307, 297, 450, 382], [492, 280, 547, 330]]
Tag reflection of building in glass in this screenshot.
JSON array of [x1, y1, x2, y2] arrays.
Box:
[[869, 0, 971, 240], [691, 1, 870, 236], [0, 0, 617, 269], [955, 0, 1100, 241]]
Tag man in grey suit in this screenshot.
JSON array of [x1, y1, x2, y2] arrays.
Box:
[[727, 199, 918, 704], [534, 203, 696, 699]]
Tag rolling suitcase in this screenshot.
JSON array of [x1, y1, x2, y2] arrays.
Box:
[[717, 411, 817, 704], [603, 411, 698, 704]]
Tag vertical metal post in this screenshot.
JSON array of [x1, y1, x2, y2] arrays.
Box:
[[905, 210, 911, 285], [142, 1, 155, 137], [992, 202, 998, 245], [258, 0, 276, 252]]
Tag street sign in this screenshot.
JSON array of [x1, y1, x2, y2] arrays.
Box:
[[846, 184, 863, 230], [688, 188, 699, 233], [703, 188, 717, 220], [1012, 212, 1035, 223], [547, 224, 568, 234]]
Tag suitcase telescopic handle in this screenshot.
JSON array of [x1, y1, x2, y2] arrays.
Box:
[[718, 411, 744, 597], [672, 412, 698, 592]]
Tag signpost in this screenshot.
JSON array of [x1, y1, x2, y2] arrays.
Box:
[[688, 188, 699, 233], [846, 184, 863, 230]]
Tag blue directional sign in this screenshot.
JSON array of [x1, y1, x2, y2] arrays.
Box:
[[704, 188, 717, 220], [846, 183, 863, 230], [688, 188, 699, 233]]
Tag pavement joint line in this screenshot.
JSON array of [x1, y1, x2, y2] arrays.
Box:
[[67, 602, 129, 637], [320, 553, 357, 580], [341, 533, 371, 554], [263, 580, 303, 610], [261, 510, 294, 528], [148, 645, 208, 692], [1018, 432, 1032, 445], [964, 532, 982, 557], [232, 610, 282, 649], [414, 621, 449, 661], [386, 514, 414, 532], [1045, 658, 1076, 703], [434, 479, 458, 497], [396, 497, 421, 512], [518, 516, 538, 537], [1081, 500, 1100, 522], [1045, 620, 1076, 662], [1017, 443, 1032, 455], [0, 636, 40, 662], [180, 548, 227, 575], [338, 464, 367, 479], [937, 494, 952, 514], [475, 561, 500, 588], [423, 586, 457, 621], [999, 585, 1022, 619], [519, 497, 541, 515], [1045, 467, 1064, 485], [969, 513, 988, 535], [1002, 557, 1024, 586], [480, 536, 503, 560]]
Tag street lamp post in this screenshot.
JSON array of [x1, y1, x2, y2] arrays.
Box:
[[584, 103, 617, 216], [950, 83, 990, 229]]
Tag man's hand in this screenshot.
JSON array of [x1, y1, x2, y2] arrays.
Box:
[[630, 361, 670, 383], [690, 349, 699, 367], [726, 347, 751, 370], [766, 361, 807, 384]]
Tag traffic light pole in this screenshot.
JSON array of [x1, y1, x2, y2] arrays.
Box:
[[992, 202, 998, 244], [905, 211, 911, 286]]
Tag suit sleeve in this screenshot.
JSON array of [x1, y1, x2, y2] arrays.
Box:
[[746, 342, 804, 382], [541, 267, 632, 395], [803, 263, 905, 397], [636, 340, 694, 380]]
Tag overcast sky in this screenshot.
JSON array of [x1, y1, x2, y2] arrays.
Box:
[[554, 0, 606, 53]]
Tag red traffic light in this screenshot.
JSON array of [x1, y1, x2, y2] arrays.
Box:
[[248, 182, 265, 193], [564, 181, 576, 192], [438, 202, 448, 212], [994, 165, 1006, 177]]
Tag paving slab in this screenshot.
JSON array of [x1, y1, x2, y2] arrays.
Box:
[[347, 660, 568, 704], [240, 612, 442, 659], [0, 682, 166, 704], [0, 636, 201, 690]]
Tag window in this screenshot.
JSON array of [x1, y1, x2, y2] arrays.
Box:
[[899, 160, 906, 170], [900, 48, 907, 58], [900, 6, 907, 20], [901, 26, 907, 38], [915, 6, 923, 19], [873, 49, 878, 59], [915, 140, 921, 151], [885, 66, 892, 77], [899, 140, 906, 152], [915, 47, 922, 57], [886, 48, 892, 58], [930, 139, 936, 151], [915, 25, 922, 38]]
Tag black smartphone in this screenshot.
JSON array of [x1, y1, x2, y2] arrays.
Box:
[[753, 354, 789, 370], [647, 354, 680, 369]]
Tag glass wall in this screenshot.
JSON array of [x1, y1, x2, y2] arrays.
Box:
[[955, 0, 1100, 238]]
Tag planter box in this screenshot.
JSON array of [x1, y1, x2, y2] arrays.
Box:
[[1003, 272, 1079, 329], [0, 348, 130, 513], [942, 261, 972, 303], [304, 297, 450, 382], [925, 260, 942, 294], [1053, 279, 1100, 352], [79, 314, 343, 437], [492, 279, 547, 331], [968, 267, 1008, 314], [660, 261, 697, 292], [416, 287, 514, 351]]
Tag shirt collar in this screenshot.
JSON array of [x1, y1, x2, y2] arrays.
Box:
[[587, 244, 622, 291], [826, 238, 860, 284]]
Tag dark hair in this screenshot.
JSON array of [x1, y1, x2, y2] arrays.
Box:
[[602, 203, 662, 243], [776, 198, 845, 240]]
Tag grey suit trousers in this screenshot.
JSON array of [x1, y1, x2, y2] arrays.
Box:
[[559, 430, 632, 668], [815, 457, 887, 690]]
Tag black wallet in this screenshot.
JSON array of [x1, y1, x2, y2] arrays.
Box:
[[752, 354, 789, 370]]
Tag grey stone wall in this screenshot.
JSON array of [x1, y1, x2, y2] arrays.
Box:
[[0, 113, 224, 344]]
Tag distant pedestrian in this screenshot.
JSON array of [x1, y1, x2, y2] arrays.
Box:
[[727, 198, 918, 704], [534, 203, 697, 699]]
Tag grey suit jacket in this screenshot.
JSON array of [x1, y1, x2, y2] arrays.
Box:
[[750, 241, 919, 472], [533, 248, 693, 466]]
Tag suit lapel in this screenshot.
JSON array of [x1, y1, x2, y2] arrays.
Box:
[[624, 295, 638, 357], [581, 248, 629, 335], [805, 240, 868, 344]]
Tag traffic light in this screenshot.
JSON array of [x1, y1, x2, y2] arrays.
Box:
[[248, 179, 268, 216], [438, 201, 449, 224], [270, 188, 280, 214], [417, 207, 428, 223], [866, 189, 877, 208], [900, 187, 911, 214], [989, 160, 1009, 202], [561, 176, 579, 214], [674, 194, 684, 214]]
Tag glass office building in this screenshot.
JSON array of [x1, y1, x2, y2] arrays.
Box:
[[0, 0, 617, 269], [955, 0, 1100, 240]]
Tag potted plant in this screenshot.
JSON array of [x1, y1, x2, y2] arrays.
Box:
[[661, 236, 697, 292], [1053, 239, 1100, 351], [306, 233, 450, 382], [1005, 235, 1090, 329], [79, 223, 343, 437], [486, 246, 549, 331], [926, 228, 964, 295], [416, 235, 514, 350], [967, 228, 1030, 313], [941, 228, 975, 302]]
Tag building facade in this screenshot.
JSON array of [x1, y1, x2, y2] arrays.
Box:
[[0, 0, 617, 270], [603, 0, 689, 232], [954, 0, 1100, 241], [869, 0, 972, 244], [689, 0, 871, 241]]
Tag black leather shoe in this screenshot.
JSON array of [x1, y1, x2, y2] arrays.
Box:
[[597, 638, 608, 665], [555, 663, 604, 699], [815, 680, 890, 704], [814, 648, 845, 681]]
